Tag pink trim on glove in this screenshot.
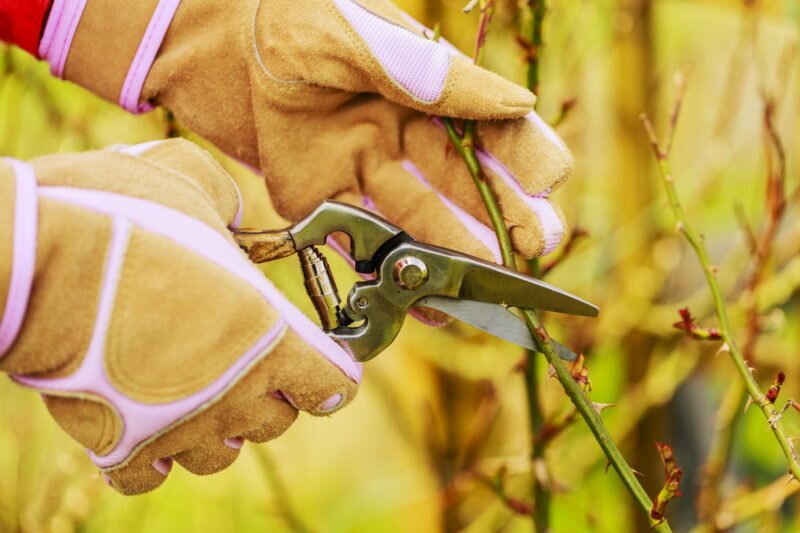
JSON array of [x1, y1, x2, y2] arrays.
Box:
[[38, 0, 88, 78], [119, 0, 182, 114], [228, 182, 244, 229], [475, 150, 563, 256], [332, 0, 451, 103], [116, 141, 245, 228], [14, 186, 362, 468], [525, 111, 568, 152], [115, 140, 166, 157], [0, 160, 38, 358], [429, 117, 564, 256], [34, 186, 362, 383], [15, 218, 291, 468]]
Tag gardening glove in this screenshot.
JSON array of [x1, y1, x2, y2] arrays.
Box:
[[37, 0, 572, 270], [0, 139, 362, 495]]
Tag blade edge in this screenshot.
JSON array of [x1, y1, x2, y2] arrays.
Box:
[[416, 296, 579, 362]]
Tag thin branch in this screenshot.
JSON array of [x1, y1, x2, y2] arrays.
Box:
[[712, 474, 800, 531], [663, 71, 687, 156], [696, 20, 795, 522], [523, 1, 550, 529], [733, 202, 758, 255], [444, 95, 673, 533], [549, 97, 577, 128], [254, 447, 315, 533], [527, 0, 546, 99], [640, 80, 800, 484], [472, 1, 495, 66], [441, 2, 670, 526], [696, 379, 747, 523]]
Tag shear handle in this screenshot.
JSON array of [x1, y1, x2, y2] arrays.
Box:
[[234, 201, 404, 272], [289, 201, 403, 272], [233, 229, 295, 263]]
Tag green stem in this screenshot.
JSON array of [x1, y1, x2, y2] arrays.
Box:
[[444, 116, 672, 532], [697, 380, 747, 523], [443, 119, 515, 268], [254, 447, 313, 533], [646, 145, 800, 481], [528, 0, 546, 100], [527, 353, 550, 531], [525, 0, 548, 527]]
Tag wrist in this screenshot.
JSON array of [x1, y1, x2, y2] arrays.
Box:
[[39, 0, 181, 113]]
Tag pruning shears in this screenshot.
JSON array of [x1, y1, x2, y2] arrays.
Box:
[[234, 201, 598, 362]]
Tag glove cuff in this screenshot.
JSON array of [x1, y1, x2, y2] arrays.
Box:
[[0, 159, 39, 359], [39, 0, 181, 113]]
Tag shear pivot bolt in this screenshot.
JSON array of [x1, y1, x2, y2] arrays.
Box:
[[393, 257, 428, 290]]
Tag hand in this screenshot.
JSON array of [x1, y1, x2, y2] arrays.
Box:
[[0, 140, 361, 494], [43, 0, 572, 266]]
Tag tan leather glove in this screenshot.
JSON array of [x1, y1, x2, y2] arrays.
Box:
[[38, 0, 572, 268], [0, 139, 361, 495]]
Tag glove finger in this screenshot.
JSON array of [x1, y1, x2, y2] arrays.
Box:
[[263, 331, 361, 417], [102, 324, 357, 494], [258, 0, 534, 119], [102, 451, 171, 495], [402, 115, 570, 258], [172, 441, 241, 475], [359, 162, 501, 264], [33, 139, 242, 236], [115, 139, 244, 228]]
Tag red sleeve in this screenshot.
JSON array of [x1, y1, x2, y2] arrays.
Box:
[[0, 0, 53, 56]]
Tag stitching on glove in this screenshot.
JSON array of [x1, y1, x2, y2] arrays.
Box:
[[38, 0, 88, 78], [119, 0, 182, 113], [0, 160, 38, 358], [100, 323, 288, 472], [40, 390, 124, 455], [105, 227, 273, 402]]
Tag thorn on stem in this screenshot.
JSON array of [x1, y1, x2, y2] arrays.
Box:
[[605, 461, 643, 477], [462, 0, 480, 13], [593, 402, 617, 414], [744, 395, 754, 413], [535, 326, 550, 344]]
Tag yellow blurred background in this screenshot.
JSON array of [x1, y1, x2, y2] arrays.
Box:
[[0, 0, 798, 531]]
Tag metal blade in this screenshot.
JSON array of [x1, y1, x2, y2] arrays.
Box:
[[457, 263, 599, 317], [415, 296, 580, 362]]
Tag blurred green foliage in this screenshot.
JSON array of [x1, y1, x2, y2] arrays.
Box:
[[1, 1, 799, 532]]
